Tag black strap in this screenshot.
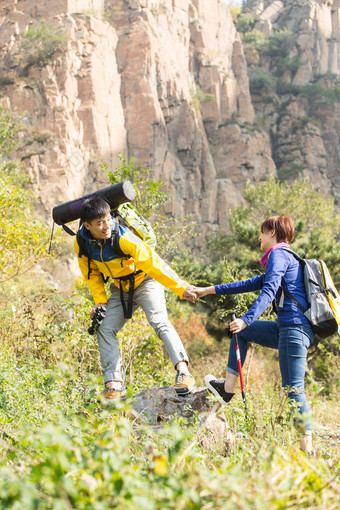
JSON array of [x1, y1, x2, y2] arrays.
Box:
[[276, 248, 307, 313], [77, 219, 143, 317], [76, 231, 92, 279], [119, 275, 134, 319], [48, 221, 55, 254], [279, 247, 303, 262], [281, 287, 307, 314], [62, 224, 77, 236], [111, 219, 125, 257], [117, 270, 143, 319]]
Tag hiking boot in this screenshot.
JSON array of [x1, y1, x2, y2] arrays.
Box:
[[205, 374, 235, 404], [100, 385, 127, 401], [173, 371, 196, 396]]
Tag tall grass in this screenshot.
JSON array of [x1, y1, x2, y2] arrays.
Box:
[[0, 285, 339, 509]]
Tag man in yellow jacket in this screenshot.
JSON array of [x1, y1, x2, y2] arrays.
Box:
[[75, 196, 196, 400]]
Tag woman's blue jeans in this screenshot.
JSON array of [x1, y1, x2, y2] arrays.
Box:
[[227, 321, 315, 433]]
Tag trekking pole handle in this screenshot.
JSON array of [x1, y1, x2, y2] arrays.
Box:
[[229, 311, 236, 322]]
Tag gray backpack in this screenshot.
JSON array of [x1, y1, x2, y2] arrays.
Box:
[[280, 248, 340, 339]]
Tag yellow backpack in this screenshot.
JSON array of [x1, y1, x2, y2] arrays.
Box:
[[320, 261, 340, 328]]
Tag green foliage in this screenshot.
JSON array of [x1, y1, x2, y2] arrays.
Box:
[[226, 2, 242, 21], [276, 54, 301, 75], [275, 79, 302, 95], [262, 29, 294, 58], [0, 355, 339, 509], [20, 22, 67, 67], [226, 177, 340, 277], [236, 12, 258, 33], [276, 163, 306, 181], [0, 108, 51, 285], [0, 95, 339, 507], [0, 105, 21, 156], [102, 154, 196, 258], [191, 86, 215, 112], [299, 82, 340, 117], [103, 154, 168, 218], [300, 82, 340, 103], [242, 29, 267, 47], [248, 67, 277, 92]]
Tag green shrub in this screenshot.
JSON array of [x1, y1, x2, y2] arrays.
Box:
[[0, 105, 21, 156], [236, 12, 258, 33], [275, 79, 302, 95], [0, 108, 51, 286], [248, 67, 277, 91], [102, 154, 196, 259], [242, 29, 267, 48], [226, 1, 242, 21], [262, 29, 294, 58], [20, 22, 67, 67]]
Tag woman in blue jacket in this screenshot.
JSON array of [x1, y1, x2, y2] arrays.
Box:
[[194, 215, 315, 453]]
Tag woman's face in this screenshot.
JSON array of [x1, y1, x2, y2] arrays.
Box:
[[259, 229, 277, 252]]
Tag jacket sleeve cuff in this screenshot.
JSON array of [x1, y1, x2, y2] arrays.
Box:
[[240, 315, 252, 326], [176, 283, 189, 299], [94, 293, 108, 305]]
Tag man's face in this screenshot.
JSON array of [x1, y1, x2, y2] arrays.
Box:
[[84, 213, 112, 240]]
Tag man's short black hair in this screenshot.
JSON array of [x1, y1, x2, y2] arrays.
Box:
[[80, 197, 111, 223]]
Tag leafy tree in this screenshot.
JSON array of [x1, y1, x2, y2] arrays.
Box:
[[248, 67, 277, 92], [226, 1, 242, 21], [0, 106, 50, 286], [0, 106, 20, 155], [242, 29, 267, 47], [261, 29, 294, 58], [208, 177, 340, 279], [175, 176, 340, 339], [236, 12, 258, 33], [299, 82, 340, 117], [101, 154, 196, 259], [20, 22, 67, 68]]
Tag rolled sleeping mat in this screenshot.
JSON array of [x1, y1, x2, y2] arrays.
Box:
[[52, 180, 136, 226]]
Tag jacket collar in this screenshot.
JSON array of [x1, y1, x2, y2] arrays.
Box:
[[260, 242, 290, 268], [79, 223, 113, 244]]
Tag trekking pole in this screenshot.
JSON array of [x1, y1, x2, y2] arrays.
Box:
[[229, 311, 248, 416]]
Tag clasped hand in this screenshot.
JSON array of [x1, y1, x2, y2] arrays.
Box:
[[183, 285, 214, 302]]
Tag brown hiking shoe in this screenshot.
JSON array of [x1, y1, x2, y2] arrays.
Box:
[[100, 385, 127, 401], [173, 371, 196, 396]]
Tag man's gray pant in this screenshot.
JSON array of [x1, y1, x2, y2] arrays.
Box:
[[97, 276, 189, 383]]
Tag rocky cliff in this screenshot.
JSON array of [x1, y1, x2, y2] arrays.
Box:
[[245, 0, 340, 201], [0, 0, 339, 245], [0, 0, 274, 241]]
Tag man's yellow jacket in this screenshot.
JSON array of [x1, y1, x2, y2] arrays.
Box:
[[74, 219, 188, 305]]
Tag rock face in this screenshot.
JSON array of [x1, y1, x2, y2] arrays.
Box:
[[131, 386, 211, 425], [0, 0, 275, 237], [1, 0, 339, 240], [131, 386, 234, 454], [249, 0, 340, 200]]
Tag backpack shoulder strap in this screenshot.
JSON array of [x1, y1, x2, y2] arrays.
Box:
[[280, 286, 307, 313], [76, 231, 89, 258], [76, 231, 92, 279], [277, 248, 308, 313], [278, 247, 304, 263], [110, 217, 127, 258]]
